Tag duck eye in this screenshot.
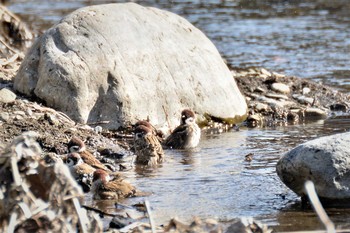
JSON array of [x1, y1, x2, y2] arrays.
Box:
[[135, 132, 142, 139]]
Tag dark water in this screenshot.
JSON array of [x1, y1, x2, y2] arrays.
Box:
[[7, 0, 350, 231]]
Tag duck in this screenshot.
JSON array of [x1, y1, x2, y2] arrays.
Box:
[[91, 169, 136, 200], [67, 136, 110, 171], [133, 124, 164, 166], [163, 109, 201, 149]]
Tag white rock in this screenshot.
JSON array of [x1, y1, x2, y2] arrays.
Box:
[[271, 83, 290, 94], [255, 103, 268, 112], [13, 3, 247, 130], [277, 132, 350, 200], [0, 88, 16, 103], [302, 87, 311, 95], [260, 68, 271, 77]]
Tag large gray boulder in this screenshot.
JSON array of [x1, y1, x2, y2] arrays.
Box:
[[277, 132, 350, 201], [14, 3, 247, 130]]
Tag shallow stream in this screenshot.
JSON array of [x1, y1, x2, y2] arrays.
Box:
[[8, 0, 350, 231]]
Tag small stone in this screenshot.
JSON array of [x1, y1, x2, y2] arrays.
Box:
[[329, 103, 347, 112], [0, 112, 10, 122], [302, 87, 311, 95], [14, 115, 23, 120], [94, 126, 103, 133], [304, 107, 327, 119], [265, 93, 289, 100], [254, 87, 266, 93], [255, 103, 269, 112], [260, 68, 271, 77], [295, 95, 314, 105], [13, 111, 26, 116], [0, 88, 16, 103], [26, 109, 33, 116], [271, 83, 290, 94], [272, 72, 285, 78], [44, 113, 59, 125]]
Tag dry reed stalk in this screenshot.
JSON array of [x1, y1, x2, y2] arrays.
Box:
[[145, 199, 156, 233]]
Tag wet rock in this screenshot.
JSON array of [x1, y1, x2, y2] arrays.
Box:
[[0, 88, 16, 103], [271, 82, 290, 94], [276, 132, 350, 202], [304, 107, 327, 119], [14, 3, 247, 130], [329, 103, 347, 112]]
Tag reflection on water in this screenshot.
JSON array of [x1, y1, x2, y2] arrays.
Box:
[[7, 0, 350, 230]]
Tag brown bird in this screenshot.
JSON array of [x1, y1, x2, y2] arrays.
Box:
[[91, 169, 136, 200], [66, 153, 96, 178], [66, 152, 95, 192], [163, 109, 201, 149], [134, 120, 165, 142], [68, 136, 110, 171], [133, 124, 164, 166]]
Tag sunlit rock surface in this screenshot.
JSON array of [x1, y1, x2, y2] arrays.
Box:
[[277, 132, 350, 201], [14, 3, 247, 130]]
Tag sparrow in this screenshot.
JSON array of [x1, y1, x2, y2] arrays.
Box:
[[133, 124, 165, 166], [66, 152, 95, 192], [91, 169, 136, 200], [68, 136, 110, 171], [163, 109, 201, 149], [134, 120, 165, 142]]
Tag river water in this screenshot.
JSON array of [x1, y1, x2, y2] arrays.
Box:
[[8, 0, 350, 231]]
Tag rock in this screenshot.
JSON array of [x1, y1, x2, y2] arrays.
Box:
[[304, 107, 327, 119], [276, 132, 350, 201], [13, 3, 247, 130], [293, 94, 314, 105], [260, 68, 271, 77], [0, 112, 9, 122], [0, 88, 16, 103], [265, 93, 289, 100], [302, 87, 311, 95], [271, 82, 290, 94], [329, 103, 347, 112], [255, 103, 269, 112]]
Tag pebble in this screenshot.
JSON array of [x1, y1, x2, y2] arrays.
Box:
[[0, 112, 10, 122], [293, 95, 314, 105], [265, 93, 289, 100], [302, 87, 311, 95], [260, 68, 271, 77], [272, 72, 285, 78], [254, 87, 266, 93], [329, 103, 347, 112], [304, 107, 327, 119], [0, 88, 16, 103], [255, 103, 269, 112], [271, 82, 290, 94]]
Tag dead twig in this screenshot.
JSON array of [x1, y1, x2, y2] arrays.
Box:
[[145, 199, 156, 233], [304, 181, 335, 233], [82, 205, 118, 217]]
